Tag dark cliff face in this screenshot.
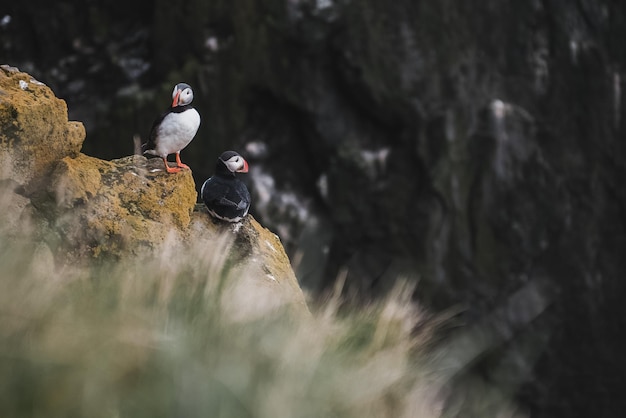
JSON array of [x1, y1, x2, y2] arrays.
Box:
[[3, 1, 626, 416]]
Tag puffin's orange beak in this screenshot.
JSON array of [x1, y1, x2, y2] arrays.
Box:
[[172, 90, 181, 107], [239, 159, 249, 173]]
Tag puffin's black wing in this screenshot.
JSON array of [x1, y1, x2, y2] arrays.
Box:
[[201, 178, 239, 206], [201, 177, 223, 201], [234, 182, 251, 210], [202, 177, 251, 218], [142, 111, 167, 153]]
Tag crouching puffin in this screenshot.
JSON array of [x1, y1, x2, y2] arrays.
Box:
[[142, 83, 201, 173], [201, 151, 251, 222]]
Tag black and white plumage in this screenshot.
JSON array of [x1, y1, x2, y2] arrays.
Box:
[[142, 83, 201, 173], [201, 151, 251, 222]]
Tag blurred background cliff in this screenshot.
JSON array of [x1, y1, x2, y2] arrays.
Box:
[[2, 1, 625, 416]]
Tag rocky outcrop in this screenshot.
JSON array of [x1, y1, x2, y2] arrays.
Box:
[[0, 65, 84, 194], [0, 66, 308, 316], [39, 153, 198, 259], [189, 206, 311, 321]]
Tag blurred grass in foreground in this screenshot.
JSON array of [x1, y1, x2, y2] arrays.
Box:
[[0, 219, 528, 418]]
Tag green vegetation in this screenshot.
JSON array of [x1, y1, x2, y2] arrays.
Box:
[[0, 215, 524, 418]]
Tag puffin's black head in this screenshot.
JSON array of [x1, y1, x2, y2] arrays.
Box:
[[216, 151, 249, 176], [171, 83, 194, 107]]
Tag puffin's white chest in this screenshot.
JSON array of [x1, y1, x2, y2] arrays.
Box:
[[154, 108, 200, 156]]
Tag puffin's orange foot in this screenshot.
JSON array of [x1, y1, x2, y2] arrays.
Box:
[[162, 158, 182, 173], [175, 153, 190, 170], [165, 164, 182, 173]]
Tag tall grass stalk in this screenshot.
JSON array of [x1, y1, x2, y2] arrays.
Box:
[[0, 206, 525, 418]]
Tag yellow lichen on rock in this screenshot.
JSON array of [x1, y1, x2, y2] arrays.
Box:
[[50, 154, 108, 208], [1, 65, 309, 314], [46, 154, 197, 259], [0, 65, 84, 193]]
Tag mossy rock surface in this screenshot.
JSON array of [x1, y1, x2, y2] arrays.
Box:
[[1, 66, 309, 316], [0, 65, 84, 193], [43, 154, 197, 259]]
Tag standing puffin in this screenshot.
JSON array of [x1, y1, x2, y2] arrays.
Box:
[[142, 83, 201, 173], [201, 151, 251, 222]]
